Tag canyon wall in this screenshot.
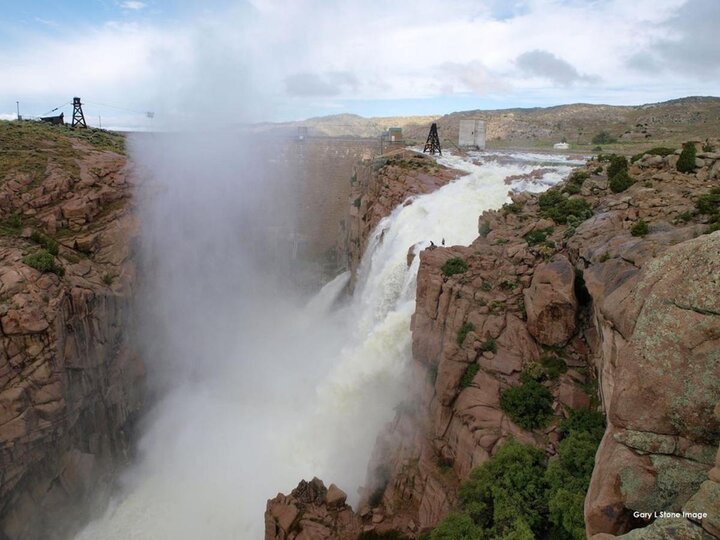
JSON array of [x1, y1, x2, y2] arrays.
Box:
[[267, 143, 720, 539], [0, 124, 143, 540]]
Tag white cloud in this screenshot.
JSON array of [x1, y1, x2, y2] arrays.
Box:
[[1, 0, 717, 125], [120, 1, 147, 10]]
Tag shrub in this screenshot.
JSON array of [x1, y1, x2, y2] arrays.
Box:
[[457, 322, 474, 345], [678, 211, 694, 222], [524, 227, 553, 245], [558, 408, 606, 441], [606, 155, 628, 179], [564, 182, 581, 195], [460, 363, 480, 388], [429, 513, 483, 540], [540, 354, 568, 380], [630, 147, 674, 163], [630, 219, 649, 237], [609, 170, 634, 193], [538, 189, 592, 225], [102, 273, 114, 286], [696, 188, 720, 216], [30, 230, 59, 256], [676, 142, 697, 173], [353, 197, 362, 208], [702, 142, 715, 152], [479, 338, 497, 353], [546, 431, 601, 540], [500, 374, 554, 430], [22, 249, 64, 276], [591, 131, 616, 145], [459, 439, 548, 536], [442, 257, 468, 277], [478, 221, 491, 237], [502, 201, 523, 214]]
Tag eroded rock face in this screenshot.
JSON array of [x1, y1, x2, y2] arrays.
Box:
[[265, 478, 363, 540], [0, 132, 142, 540], [524, 255, 578, 346], [583, 233, 720, 537], [270, 142, 720, 539]]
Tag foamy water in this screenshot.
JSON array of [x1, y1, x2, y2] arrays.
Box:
[[74, 151, 572, 540]]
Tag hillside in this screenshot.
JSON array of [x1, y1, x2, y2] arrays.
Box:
[[258, 97, 720, 154]]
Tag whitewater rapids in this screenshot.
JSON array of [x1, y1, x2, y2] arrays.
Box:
[[74, 151, 574, 540]]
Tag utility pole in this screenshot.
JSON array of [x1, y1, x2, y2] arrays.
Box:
[[423, 123, 442, 156], [71, 97, 87, 129], [99, 116, 102, 129], [16, 101, 21, 121]]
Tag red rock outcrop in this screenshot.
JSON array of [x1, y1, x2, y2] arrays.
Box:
[[0, 123, 142, 540], [269, 142, 720, 539]]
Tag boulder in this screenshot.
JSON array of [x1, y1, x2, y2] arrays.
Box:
[[523, 255, 578, 346]]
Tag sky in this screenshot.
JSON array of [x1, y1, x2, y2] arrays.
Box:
[[1, 0, 718, 129]]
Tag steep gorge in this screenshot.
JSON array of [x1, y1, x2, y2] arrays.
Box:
[[267, 144, 720, 539]]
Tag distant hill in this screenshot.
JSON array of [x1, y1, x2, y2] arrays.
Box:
[[257, 96, 720, 152]]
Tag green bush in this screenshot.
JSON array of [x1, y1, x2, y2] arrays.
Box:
[[30, 230, 59, 256], [460, 364, 480, 388], [546, 431, 601, 539], [609, 171, 634, 193], [538, 189, 592, 225], [353, 197, 362, 208], [630, 147, 674, 163], [502, 201, 523, 214], [460, 439, 548, 536], [479, 338, 497, 353], [696, 188, 720, 216], [429, 513, 483, 540], [523, 227, 553, 245], [22, 249, 64, 276], [500, 374, 554, 430], [457, 322, 474, 345], [606, 155, 628, 179], [478, 221, 491, 237], [630, 219, 649, 237], [676, 142, 697, 173], [540, 354, 568, 380], [563, 182, 581, 195], [558, 408, 606, 441], [442, 257, 469, 277], [591, 131, 616, 145]]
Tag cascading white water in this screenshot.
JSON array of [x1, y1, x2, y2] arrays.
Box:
[[74, 150, 573, 540]]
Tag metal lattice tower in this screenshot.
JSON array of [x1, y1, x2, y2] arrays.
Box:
[[423, 123, 442, 156], [71, 97, 87, 129]]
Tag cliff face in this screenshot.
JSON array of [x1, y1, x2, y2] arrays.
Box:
[[343, 150, 461, 287], [0, 122, 143, 540], [268, 142, 720, 539]]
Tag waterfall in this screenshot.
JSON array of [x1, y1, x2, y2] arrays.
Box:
[[74, 150, 574, 540]]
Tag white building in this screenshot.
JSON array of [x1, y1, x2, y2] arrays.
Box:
[[458, 119, 486, 149], [553, 142, 570, 150]]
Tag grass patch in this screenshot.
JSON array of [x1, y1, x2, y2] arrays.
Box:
[[630, 219, 649, 237], [457, 322, 474, 346], [22, 249, 64, 276], [524, 227, 554, 245], [441, 257, 468, 277], [460, 364, 480, 388], [30, 229, 59, 255]]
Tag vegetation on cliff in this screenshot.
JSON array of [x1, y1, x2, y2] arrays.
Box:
[[429, 408, 605, 540]]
